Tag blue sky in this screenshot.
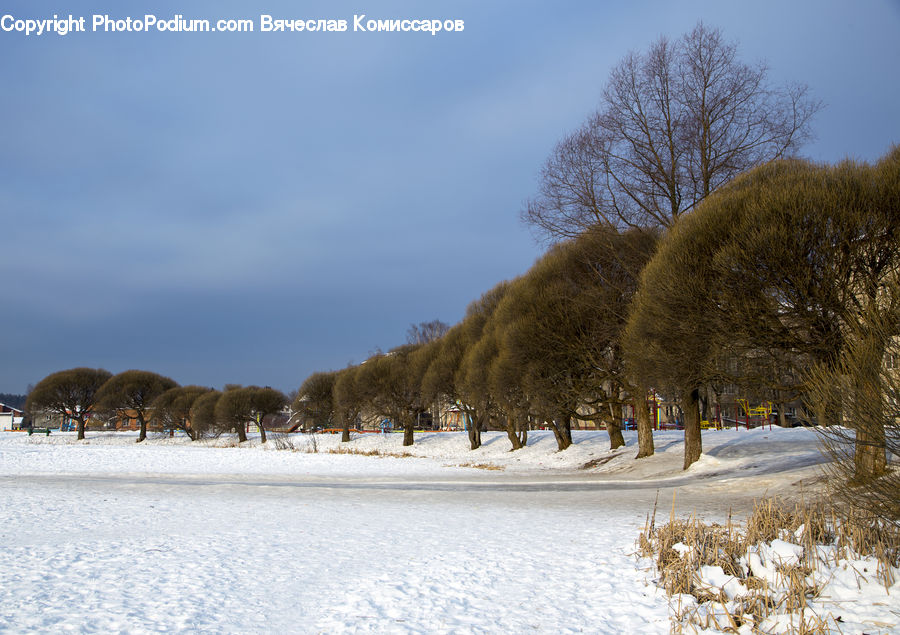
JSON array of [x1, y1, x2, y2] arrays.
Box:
[[3, 1, 899, 394]]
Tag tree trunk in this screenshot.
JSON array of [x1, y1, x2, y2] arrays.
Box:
[[777, 401, 789, 428], [259, 423, 267, 444], [338, 410, 351, 442], [467, 413, 481, 450], [851, 352, 887, 482], [137, 413, 147, 443], [634, 391, 655, 459], [606, 404, 625, 450], [236, 423, 247, 443], [403, 423, 414, 446], [682, 388, 702, 470], [549, 424, 570, 450], [853, 425, 887, 482], [549, 413, 572, 451], [505, 413, 523, 450], [517, 427, 527, 448], [606, 420, 625, 449], [76, 418, 86, 441]]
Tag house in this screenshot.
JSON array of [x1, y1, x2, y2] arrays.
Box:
[[0, 403, 25, 431]]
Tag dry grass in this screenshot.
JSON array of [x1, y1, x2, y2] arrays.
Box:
[[638, 494, 899, 634], [270, 434, 319, 453], [580, 455, 620, 470], [326, 447, 412, 459], [457, 462, 504, 471]]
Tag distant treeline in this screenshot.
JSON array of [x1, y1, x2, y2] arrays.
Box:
[[0, 393, 26, 409]]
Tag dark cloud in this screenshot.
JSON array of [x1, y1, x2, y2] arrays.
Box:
[[3, 1, 899, 393]]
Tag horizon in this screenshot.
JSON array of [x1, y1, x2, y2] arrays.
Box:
[[3, 1, 899, 394]]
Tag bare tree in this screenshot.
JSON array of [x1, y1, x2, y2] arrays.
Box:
[[805, 292, 900, 522], [450, 281, 531, 451], [250, 387, 288, 443], [214, 386, 287, 444], [422, 284, 512, 451], [356, 345, 427, 447], [407, 320, 450, 346], [25, 367, 112, 440], [334, 366, 363, 442], [463, 317, 530, 451], [421, 325, 480, 448], [151, 385, 212, 441], [95, 370, 178, 442], [495, 227, 659, 454], [215, 386, 255, 443], [524, 22, 821, 240], [490, 260, 579, 451], [625, 149, 900, 472], [294, 371, 337, 433], [190, 390, 222, 437]]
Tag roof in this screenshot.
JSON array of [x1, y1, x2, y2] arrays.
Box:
[[0, 403, 24, 415]]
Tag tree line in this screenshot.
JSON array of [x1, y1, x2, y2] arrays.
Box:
[[290, 23, 897, 520], [25, 369, 288, 444], [0, 393, 26, 410], [21, 23, 898, 521]]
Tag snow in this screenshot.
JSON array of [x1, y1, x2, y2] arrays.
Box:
[[691, 537, 900, 634], [696, 565, 749, 601], [0, 427, 896, 633], [672, 542, 694, 557]]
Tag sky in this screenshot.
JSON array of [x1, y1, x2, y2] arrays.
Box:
[[2, 1, 899, 395]]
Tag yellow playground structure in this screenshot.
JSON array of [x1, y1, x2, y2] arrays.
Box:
[[643, 393, 774, 431], [736, 398, 774, 429]]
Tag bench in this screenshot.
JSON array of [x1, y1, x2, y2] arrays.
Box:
[[27, 428, 51, 436]]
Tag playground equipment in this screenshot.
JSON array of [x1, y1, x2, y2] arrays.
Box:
[[701, 403, 723, 430], [736, 399, 773, 430], [595, 394, 779, 432], [647, 393, 687, 430], [594, 394, 775, 432], [648, 393, 724, 430]]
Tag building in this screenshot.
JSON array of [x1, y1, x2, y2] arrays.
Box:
[[0, 403, 25, 431]]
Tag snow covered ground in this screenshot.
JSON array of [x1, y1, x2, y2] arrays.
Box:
[[0, 427, 895, 633]]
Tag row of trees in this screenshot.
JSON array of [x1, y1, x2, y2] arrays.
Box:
[[0, 393, 27, 410], [292, 23, 898, 522], [25, 368, 288, 444], [294, 23, 820, 456], [293, 227, 657, 455], [21, 23, 897, 521], [288, 147, 898, 526], [625, 151, 900, 477]]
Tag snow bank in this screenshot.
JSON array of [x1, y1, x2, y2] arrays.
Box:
[[679, 536, 900, 634], [1, 425, 828, 483]]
